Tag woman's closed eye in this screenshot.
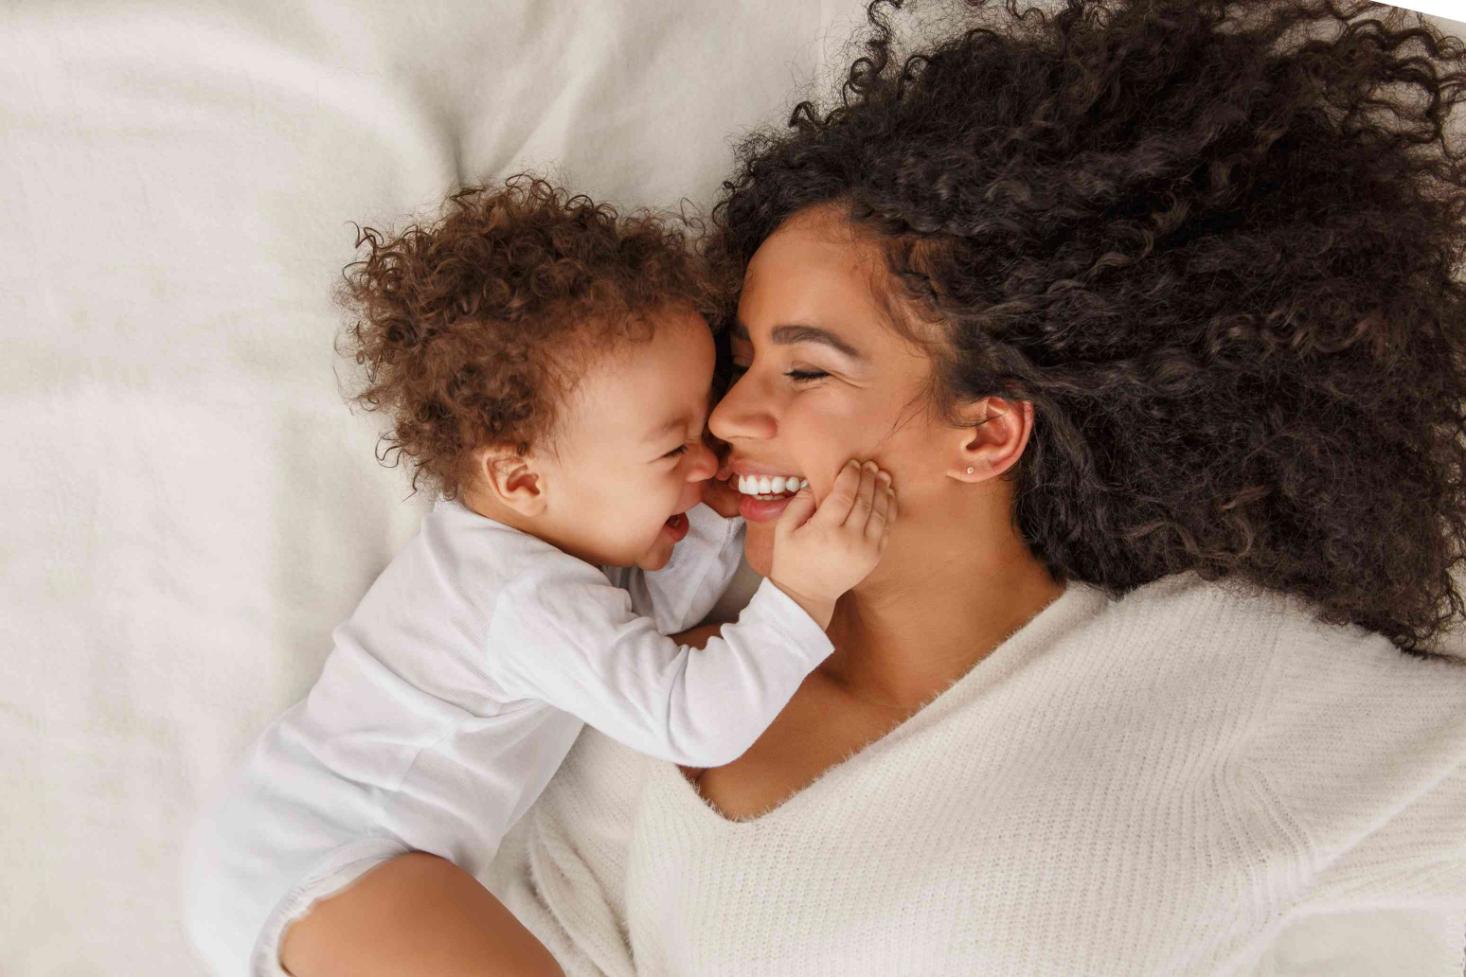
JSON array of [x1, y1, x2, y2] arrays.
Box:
[[729, 363, 828, 384]]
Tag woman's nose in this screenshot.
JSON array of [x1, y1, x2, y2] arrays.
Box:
[[708, 373, 776, 443]]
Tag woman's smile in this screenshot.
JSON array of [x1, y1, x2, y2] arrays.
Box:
[[725, 460, 809, 521], [734, 473, 809, 497]]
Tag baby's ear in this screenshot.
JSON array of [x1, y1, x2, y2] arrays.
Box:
[[471, 444, 547, 516]]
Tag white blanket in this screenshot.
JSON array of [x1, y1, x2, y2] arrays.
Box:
[[4, 2, 1464, 975], [0, 2, 864, 973]]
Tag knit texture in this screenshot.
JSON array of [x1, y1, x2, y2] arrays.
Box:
[[484, 570, 1466, 976]]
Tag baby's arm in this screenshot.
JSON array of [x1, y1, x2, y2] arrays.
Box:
[[489, 569, 830, 767], [487, 460, 895, 767], [599, 502, 745, 634]]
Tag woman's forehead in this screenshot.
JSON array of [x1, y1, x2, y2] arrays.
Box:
[[748, 204, 872, 272], [741, 224, 887, 331], [737, 217, 936, 364]]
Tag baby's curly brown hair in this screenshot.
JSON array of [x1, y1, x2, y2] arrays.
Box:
[[337, 176, 716, 501], [710, 0, 1466, 657]]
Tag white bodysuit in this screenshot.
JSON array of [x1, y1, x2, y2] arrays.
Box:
[[182, 497, 833, 977]]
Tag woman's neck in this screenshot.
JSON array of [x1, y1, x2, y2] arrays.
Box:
[[819, 510, 1065, 713]]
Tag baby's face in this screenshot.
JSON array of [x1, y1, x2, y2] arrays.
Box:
[[540, 305, 719, 571]]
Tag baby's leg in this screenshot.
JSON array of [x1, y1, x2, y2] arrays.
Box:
[[281, 851, 565, 977], [477, 884, 568, 977]]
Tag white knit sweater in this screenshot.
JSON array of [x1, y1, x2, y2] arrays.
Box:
[[482, 569, 1466, 976]]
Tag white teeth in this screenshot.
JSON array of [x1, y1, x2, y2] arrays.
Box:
[[736, 474, 809, 497]]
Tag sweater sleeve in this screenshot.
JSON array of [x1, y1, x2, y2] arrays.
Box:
[[1249, 628, 1466, 967], [1249, 750, 1466, 974], [485, 566, 833, 767]]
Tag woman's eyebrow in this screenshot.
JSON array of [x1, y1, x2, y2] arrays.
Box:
[[732, 320, 865, 361]]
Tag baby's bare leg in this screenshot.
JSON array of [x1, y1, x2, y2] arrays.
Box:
[[281, 851, 564, 977]]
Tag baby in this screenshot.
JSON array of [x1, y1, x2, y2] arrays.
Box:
[[182, 177, 896, 977]]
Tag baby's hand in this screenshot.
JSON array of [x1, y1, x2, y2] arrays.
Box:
[[700, 452, 744, 519], [697, 430, 743, 518], [768, 459, 896, 629]]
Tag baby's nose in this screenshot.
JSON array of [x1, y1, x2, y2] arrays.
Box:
[[688, 440, 719, 480]]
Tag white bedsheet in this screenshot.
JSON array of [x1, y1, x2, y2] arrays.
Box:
[[4, 3, 1464, 976], [0, 2, 864, 974]]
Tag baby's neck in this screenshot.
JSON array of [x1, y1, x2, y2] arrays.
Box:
[[459, 481, 607, 568], [460, 485, 524, 530]]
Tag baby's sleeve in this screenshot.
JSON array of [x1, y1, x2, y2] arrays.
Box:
[[486, 560, 833, 768], [600, 503, 745, 634]]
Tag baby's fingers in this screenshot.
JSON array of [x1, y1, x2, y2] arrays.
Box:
[[841, 461, 881, 528], [773, 486, 817, 540], [816, 459, 864, 525], [866, 473, 895, 543]]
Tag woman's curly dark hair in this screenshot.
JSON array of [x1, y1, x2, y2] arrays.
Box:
[[710, 0, 1466, 657], [337, 175, 716, 501]]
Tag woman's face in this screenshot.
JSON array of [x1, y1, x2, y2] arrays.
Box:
[[710, 204, 987, 577]]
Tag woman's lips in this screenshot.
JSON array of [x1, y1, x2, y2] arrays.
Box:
[[739, 494, 794, 522], [728, 460, 806, 522]]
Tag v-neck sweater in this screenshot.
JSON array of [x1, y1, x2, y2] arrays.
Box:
[[483, 570, 1466, 976]]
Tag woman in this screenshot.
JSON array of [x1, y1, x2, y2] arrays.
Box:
[[303, 0, 1466, 973]]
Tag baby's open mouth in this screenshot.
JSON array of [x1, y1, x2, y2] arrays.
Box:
[[736, 474, 808, 501]]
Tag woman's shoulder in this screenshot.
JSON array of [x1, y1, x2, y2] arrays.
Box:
[[1101, 568, 1466, 669], [1222, 568, 1466, 704], [1118, 567, 1466, 730], [1047, 571, 1466, 907], [1076, 569, 1466, 763]]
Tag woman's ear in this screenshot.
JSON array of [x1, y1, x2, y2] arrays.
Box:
[[471, 443, 549, 517], [949, 397, 1033, 482]]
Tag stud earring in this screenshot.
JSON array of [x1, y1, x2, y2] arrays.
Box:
[[965, 466, 975, 474]]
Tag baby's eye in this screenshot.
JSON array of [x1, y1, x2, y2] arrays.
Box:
[[664, 444, 690, 459]]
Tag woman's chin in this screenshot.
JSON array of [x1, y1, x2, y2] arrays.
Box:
[[743, 522, 775, 577]]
